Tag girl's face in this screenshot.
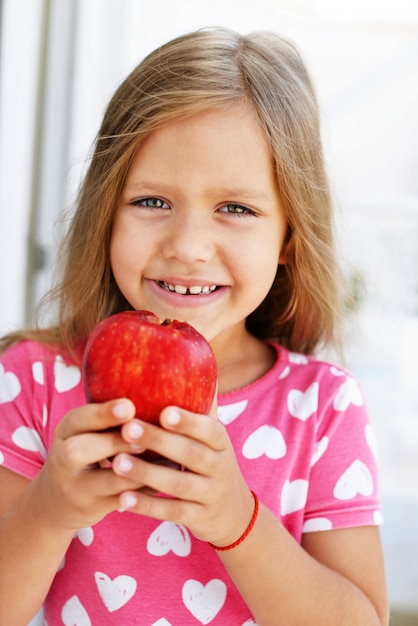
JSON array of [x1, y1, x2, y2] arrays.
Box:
[[110, 106, 288, 349]]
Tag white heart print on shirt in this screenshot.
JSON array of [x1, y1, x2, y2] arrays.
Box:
[[242, 425, 286, 460], [0, 364, 21, 403], [333, 377, 363, 411], [278, 365, 290, 380], [334, 460, 373, 500], [182, 579, 227, 624], [218, 400, 248, 425], [288, 352, 309, 364], [61, 595, 91, 626], [42, 404, 48, 427], [365, 424, 378, 458], [12, 426, 47, 458], [54, 355, 81, 392], [147, 521, 191, 557], [32, 361, 44, 385], [287, 382, 318, 420], [281, 479, 309, 515], [302, 517, 332, 532], [311, 436, 329, 466], [76, 526, 94, 546], [330, 365, 345, 377], [94, 571, 137, 612]]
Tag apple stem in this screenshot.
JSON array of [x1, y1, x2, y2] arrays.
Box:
[[161, 319, 172, 326]]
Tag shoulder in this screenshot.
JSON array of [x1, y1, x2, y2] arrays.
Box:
[[0, 340, 53, 389], [250, 343, 364, 403], [275, 346, 368, 431], [1, 338, 84, 365], [1, 339, 85, 399], [275, 344, 355, 377], [218, 343, 368, 435], [219, 342, 366, 410], [276, 343, 362, 391]]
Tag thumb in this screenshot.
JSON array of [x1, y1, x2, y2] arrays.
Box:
[[208, 381, 218, 420]]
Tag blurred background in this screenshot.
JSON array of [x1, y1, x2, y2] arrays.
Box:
[[1, 1, 417, 624]]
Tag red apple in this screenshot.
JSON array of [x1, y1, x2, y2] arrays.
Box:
[[82, 310, 217, 429]]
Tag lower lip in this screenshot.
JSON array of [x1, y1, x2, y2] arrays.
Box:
[[146, 279, 226, 309]]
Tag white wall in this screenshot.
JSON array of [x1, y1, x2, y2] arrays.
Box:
[[1, 0, 418, 622], [0, 0, 44, 333]]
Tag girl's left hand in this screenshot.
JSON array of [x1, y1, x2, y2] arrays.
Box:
[[112, 401, 255, 548]]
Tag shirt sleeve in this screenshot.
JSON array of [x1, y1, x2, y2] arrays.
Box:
[[0, 341, 54, 479], [302, 366, 382, 532]]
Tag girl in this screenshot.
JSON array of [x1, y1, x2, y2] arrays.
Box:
[[0, 28, 388, 625]]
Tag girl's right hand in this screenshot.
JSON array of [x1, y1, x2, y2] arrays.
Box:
[[33, 398, 146, 533]]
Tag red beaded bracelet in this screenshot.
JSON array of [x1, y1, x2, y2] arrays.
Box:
[[209, 490, 259, 551]]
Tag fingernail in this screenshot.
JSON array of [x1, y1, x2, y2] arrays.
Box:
[[121, 492, 137, 509], [165, 408, 180, 426], [117, 455, 133, 473], [127, 421, 144, 440], [113, 400, 131, 420]]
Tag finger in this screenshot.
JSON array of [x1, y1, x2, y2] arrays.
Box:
[[120, 409, 229, 474], [208, 382, 218, 420], [118, 490, 201, 526], [56, 427, 144, 470], [82, 466, 147, 498], [119, 416, 223, 478], [56, 399, 136, 441], [112, 453, 205, 501], [160, 406, 227, 452], [61, 469, 149, 523]]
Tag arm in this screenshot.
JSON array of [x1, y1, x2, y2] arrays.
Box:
[[217, 507, 389, 625], [112, 405, 389, 626], [0, 398, 144, 625], [0, 467, 75, 624]]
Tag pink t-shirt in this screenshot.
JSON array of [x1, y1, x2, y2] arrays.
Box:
[[0, 340, 381, 625]]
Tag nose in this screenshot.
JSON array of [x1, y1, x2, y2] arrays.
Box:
[[162, 213, 216, 265]]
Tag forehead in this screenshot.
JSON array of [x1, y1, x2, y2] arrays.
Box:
[[124, 107, 276, 191]]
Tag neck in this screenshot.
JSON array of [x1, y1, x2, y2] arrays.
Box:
[[210, 326, 276, 394]]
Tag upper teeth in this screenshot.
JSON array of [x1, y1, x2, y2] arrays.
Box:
[[159, 281, 217, 295]]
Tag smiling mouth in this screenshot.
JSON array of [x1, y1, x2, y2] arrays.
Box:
[[157, 281, 219, 295]]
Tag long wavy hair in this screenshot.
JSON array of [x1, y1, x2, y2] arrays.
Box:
[[1, 27, 348, 356]]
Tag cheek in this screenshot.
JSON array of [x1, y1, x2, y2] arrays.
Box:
[[109, 235, 142, 309], [110, 217, 142, 273], [242, 234, 281, 276], [233, 243, 279, 303], [255, 239, 282, 291], [109, 232, 125, 277]]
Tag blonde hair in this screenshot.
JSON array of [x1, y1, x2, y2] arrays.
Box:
[[1, 27, 346, 356]]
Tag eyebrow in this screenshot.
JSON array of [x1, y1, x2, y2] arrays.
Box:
[[124, 179, 273, 203], [211, 186, 273, 203]]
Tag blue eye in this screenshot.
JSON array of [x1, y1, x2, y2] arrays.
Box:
[[133, 197, 168, 209], [220, 203, 254, 216]]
